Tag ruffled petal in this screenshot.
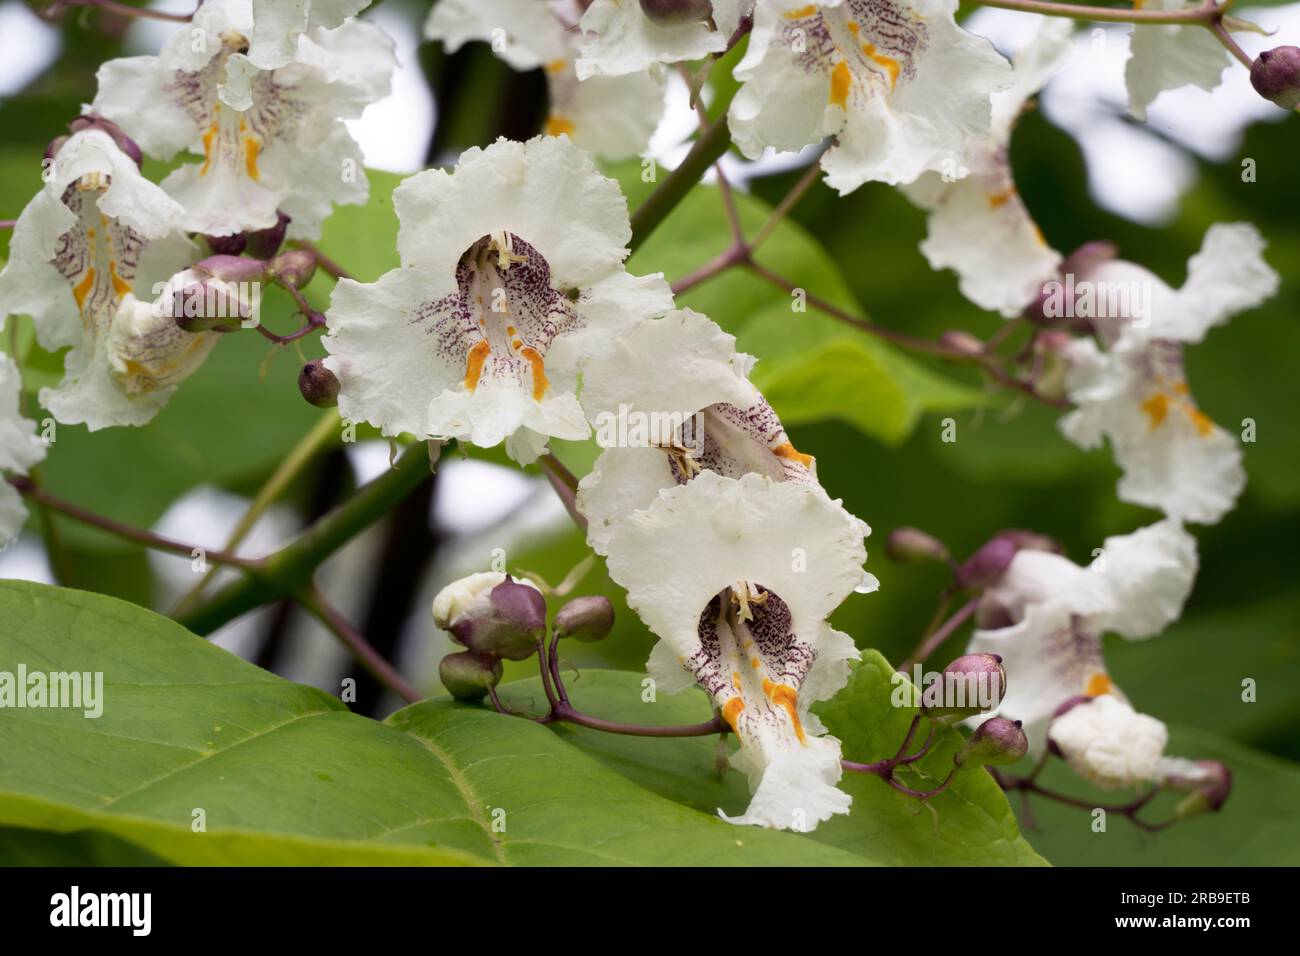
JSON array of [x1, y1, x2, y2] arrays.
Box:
[[1164, 222, 1279, 344], [1048, 694, 1168, 789], [425, 0, 569, 70], [1095, 519, 1196, 640], [248, 0, 373, 70], [1125, 0, 1229, 121], [576, 0, 730, 79]]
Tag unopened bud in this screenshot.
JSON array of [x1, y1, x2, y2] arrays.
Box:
[[939, 330, 985, 356], [922, 653, 1006, 719], [1250, 46, 1300, 110], [553, 595, 614, 642], [954, 717, 1028, 768], [433, 572, 547, 662], [298, 360, 340, 408], [1166, 759, 1232, 818], [997, 528, 1061, 555], [268, 248, 317, 288], [956, 535, 1018, 589], [886, 527, 950, 564], [170, 256, 265, 332], [439, 651, 502, 702], [204, 233, 248, 257], [1024, 241, 1118, 328], [244, 211, 292, 259], [638, 0, 713, 26]]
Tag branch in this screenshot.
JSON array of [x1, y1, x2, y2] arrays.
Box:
[[630, 114, 733, 254], [295, 585, 421, 704]]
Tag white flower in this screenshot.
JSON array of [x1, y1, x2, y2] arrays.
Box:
[[967, 520, 1197, 753], [0, 355, 48, 547], [427, 0, 665, 161], [574, 309, 854, 558], [91, 0, 394, 238], [605, 471, 868, 830], [247, 0, 373, 69], [1047, 694, 1169, 790], [576, 0, 753, 78], [729, 0, 1011, 192], [321, 136, 673, 464], [431, 571, 542, 630], [1125, 0, 1230, 121], [1059, 224, 1278, 524], [901, 17, 1070, 316], [0, 128, 219, 430]]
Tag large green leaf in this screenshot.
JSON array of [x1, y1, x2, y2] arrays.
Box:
[[496, 652, 1047, 866], [0, 581, 870, 866]]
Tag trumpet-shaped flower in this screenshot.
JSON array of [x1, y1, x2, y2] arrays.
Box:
[[729, 0, 1012, 192], [966, 519, 1197, 753], [902, 18, 1070, 316], [0, 355, 48, 547], [574, 309, 857, 558], [321, 136, 673, 464], [605, 471, 869, 830], [1059, 223, 1278, 524], [428, 0, 665, 160], [92, 0, 394, 238], [0, 128, 218, 429], [576, 0, 753, 78]]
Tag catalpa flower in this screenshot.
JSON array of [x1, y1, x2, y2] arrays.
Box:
[[428, 0, 665, 160], [966, 519, 1197, 754], [1059, 224, 1279, 524], [0, 127, 218, 429], [605, 471, 868, 830], [576, 0, 754, 78], [902, 18, 1070, 317], [246, 0, 373, 69], [1048, 693, 1198, 791], [1125, 1, 1231, 121], [730, 0, 1012, 192], [0, 355, 48, 547], [91, 0, 395, 238], [322, 136, 673, 464]]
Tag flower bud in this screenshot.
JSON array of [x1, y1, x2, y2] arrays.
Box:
[[170, 256, 266, 333], [1024, 241, 1118, 328], [954, 717, 1028, 768], [432, 572, 547, 661], [204, 233, 248, 257], [638, 0, 713, 26], [997, 528, 1061, 555], [922, 653, 1005, 719], [268, 248, 317, 288], [298, 360, 340, 407], [243, 211, 292, 259], [1250, 46, 1300, 110], [439, 651, 503, 702], [939, 330, 985, 356], [1166, 759, 1232, 818], [553, 595, 615, 642], [886, 527, 950, 564], [955, 535, 1018, 589]]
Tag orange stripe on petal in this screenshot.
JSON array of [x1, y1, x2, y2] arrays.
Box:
[[722, 697, 745, 733], [72, 268, 96, 313], [773, 442, 814, 468], [1085, 673, 1113, 697], [464, 340, 491, 391], [519, 345, 549, 400], [829, 60, 852, 108]]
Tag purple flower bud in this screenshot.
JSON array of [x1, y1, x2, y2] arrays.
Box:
[[886, 527, 950, 564], [939, 330, 985, 356], [268, 248, 317, 288], [1024, 241, 1119, 328], [974, 593, 1015, 630], [956, 535, 1018, 589], [1250, 46, 1300, 110], [439, 651, 503, 702], [244, 211, 292, 259], [434, 573, 548, 661], [1168, 759, 1232, 818], [554, 595, 615, 643], [954, 717, 1028, 768], [204, 233, 248, 257], [195, 254, 268, 283], [997, 529, 1062, 555], [921, 653, 1006, 719], [638, 0, 713, 26], [298, 360, 340, 408]]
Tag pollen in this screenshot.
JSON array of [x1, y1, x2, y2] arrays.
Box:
[[464, 339, 491, 391], [829, 60, 852, 108]]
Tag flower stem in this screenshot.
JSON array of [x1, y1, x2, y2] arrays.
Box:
[[538, 452, 587, 532], [899, 596, 981, 672], [294, 585, 421, 704], [968, 0, 1217, 25], [994, 768, 1176, 831], [290, 240, 354, 282], [42, 0, 198, 23], [9, 476, 258, 570], [630, 113, 734, 254], [551, 703, 726, 738]]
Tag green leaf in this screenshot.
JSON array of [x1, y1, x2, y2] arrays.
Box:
[[315, 169, 404, 283], [0, 581, 868, 866], [497, 653, 1047, 866]]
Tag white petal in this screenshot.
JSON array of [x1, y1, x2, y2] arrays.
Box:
[[1096, 519, 1197, 640], [425, 0, 568, 70], [719, 732, 851, 830], [248, 0, 373, 70], [1125, 2, 1229, 121], [1165, 222, 1279, 344], [576, 445, 677, 555], [1048, 694, 1168, 789], [0, 353, 46, 477], [576, 0, 728, 79], [547, 66, 666, 161]]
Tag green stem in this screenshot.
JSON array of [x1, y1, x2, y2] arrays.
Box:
[[171, 411, 339, 617], [178, 441, 433, 635], [295, 585, 421, 704], [969, 0, 1217, 24], [629, 114, 733, 254]]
